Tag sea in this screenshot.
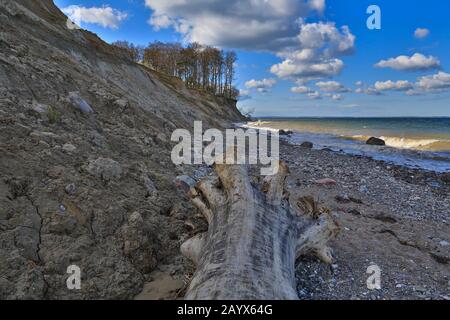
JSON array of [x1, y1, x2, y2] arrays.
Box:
[[242, 117, 450, 173]]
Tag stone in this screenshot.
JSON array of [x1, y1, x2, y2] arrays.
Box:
[[175, 175, 196, 193], [31, 102, 48, 114], [366, 137, 386, 146], [300, 141, 313, 149], [279, 130, 293, 136], [86, 158, 123, 181], [68, 91, 93, 114], [441, 173, 450, 184], [114, 98, 129, 110], [439, 240, 449, 247], [335, 194, 351, 203], [359, 185, 368, 193], [142, 175, 157, 197], [65, 183, 76, 195], [62, 143, 76, 153], [314, 178, 337, 186]]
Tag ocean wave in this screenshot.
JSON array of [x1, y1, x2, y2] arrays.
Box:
[[341, 135, 450, 151], [241, 121, 284, 133], [239, 121, 450, 172]]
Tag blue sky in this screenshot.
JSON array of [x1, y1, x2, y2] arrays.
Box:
[[55, 0, 450, 117]]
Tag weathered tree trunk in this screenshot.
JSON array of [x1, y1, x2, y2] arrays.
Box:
[[181, 161, 339, 300]]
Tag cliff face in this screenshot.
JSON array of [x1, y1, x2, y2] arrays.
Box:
[[0, 0, 244, 299]]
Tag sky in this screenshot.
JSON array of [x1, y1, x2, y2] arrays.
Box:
[[54, 0, 450, 117]]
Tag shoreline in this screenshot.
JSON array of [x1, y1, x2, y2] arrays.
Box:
[[241, 119, 450, 173], [138, 137, 449, 300], [279, 138, 449, 221], [279, 138, 449, 299]]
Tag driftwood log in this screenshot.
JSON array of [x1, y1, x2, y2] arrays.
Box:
[[181, 160, 339, 300]]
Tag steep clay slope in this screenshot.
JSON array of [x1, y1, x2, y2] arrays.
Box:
[[0, 0, 244, 299]]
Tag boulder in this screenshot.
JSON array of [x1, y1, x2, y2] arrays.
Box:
[[300, 141, 313, 149], [68, 92, 93, 114], [366, 137, 386, 146], [279, 130, 293, 136]]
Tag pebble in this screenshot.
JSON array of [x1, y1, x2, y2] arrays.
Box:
[[175, 175, 196, 193], [439, 240, 449, 247], [65, 183, 76, 195], [62, 143, 76, 153], [58, 204, 67, 214], [314, 178, 337, 186], [359, 185, 368, 193]]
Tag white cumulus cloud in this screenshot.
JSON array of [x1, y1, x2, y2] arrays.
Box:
[[308, 0, 326, 13], [316, 81, 350, 92], [414, 28, 430, 39], [375, 53, 440, 71], [145, 0, 326, 51], [307, 91, 322, 100], [331, 94, 343, 100], [245, 78, 277, 93], [62, 5, 128, 29], [271, 22, 355, 83], [407, 71, 450, 95], [374, 80, 414, 91], [291, 86, 313, 94]]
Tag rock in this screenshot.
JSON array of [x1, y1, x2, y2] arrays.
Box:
[[31, 102, 48, 115], [300, 141, 313, 149], [441, 173, 450, 184], [366, 137, 386, 146], [359, 185, 368, 193], [142, 175, 157, 197], [86, 158, 123, 181], [335, 194, 351, 204], [65, 183, 76, 195], [62, 143, 76, 153], [30, 131, 59, 142], [413, 286, 427, 293], [38, 140, 50, 148], [349, 196, 364, 204], [68, 91, 93, 114], [279, 130, 293, 136], [114, 98, 129, 111], [439, 240, 449, 247], [314, 178, 337, 186], [175, 175, 196, 193], [58, 204, 67, 214], [373, 213, 397, 223], [348, 208, 361, 216]]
